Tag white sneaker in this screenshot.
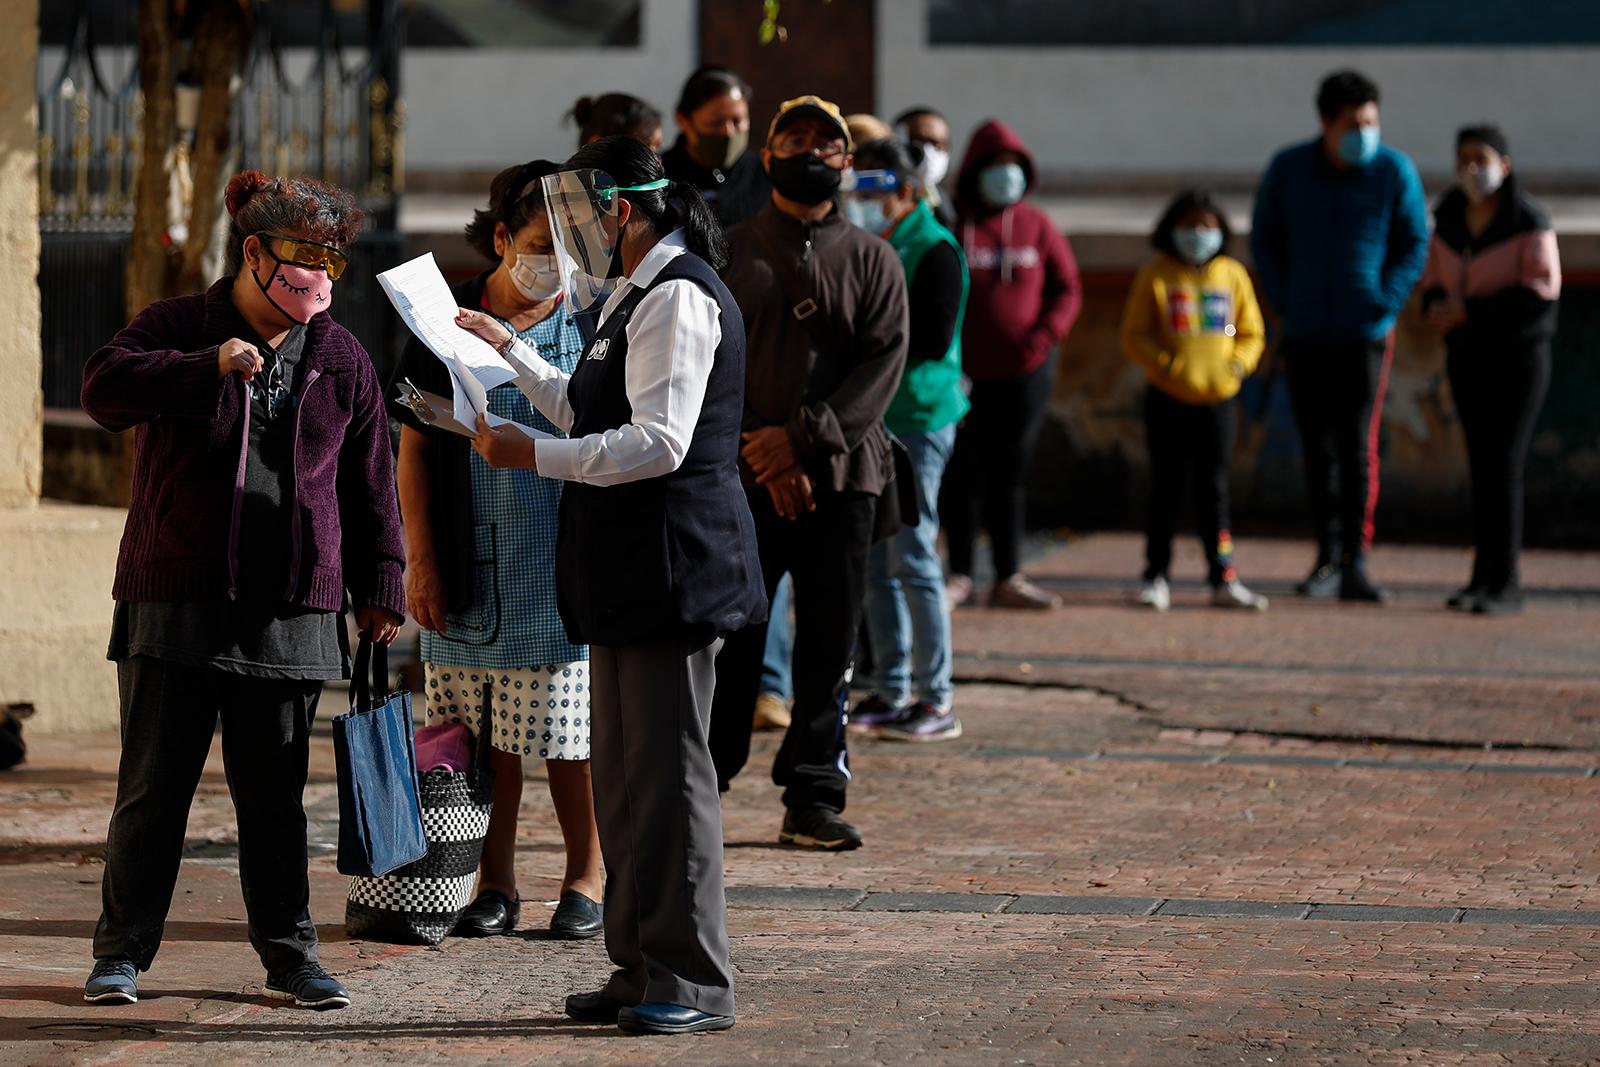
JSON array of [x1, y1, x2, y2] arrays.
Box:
[[1137, 576, 1170, 612], [1212, 578, 1268, 611]]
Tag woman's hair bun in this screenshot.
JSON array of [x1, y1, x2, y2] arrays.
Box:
[[225, 170, 274, 218]]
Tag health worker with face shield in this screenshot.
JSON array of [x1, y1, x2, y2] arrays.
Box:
[[457, 136, 764, 1036], [80, 172, 405, 1010]]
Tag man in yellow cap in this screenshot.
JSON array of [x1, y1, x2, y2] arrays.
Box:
[[708, 96, 910, 851]]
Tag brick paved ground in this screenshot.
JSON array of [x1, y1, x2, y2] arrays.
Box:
[[3, 533, 1599, 1066]]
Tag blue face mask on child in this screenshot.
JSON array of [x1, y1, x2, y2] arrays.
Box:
[[978, 162, 1027, 208], [1172, 227, 1224, 265], [844, 196, 895, 236], [1338, 125, 1381, 167]]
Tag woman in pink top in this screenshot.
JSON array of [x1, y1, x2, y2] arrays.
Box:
[[1420, 125, 1561, 615]]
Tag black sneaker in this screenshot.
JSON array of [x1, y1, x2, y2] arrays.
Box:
[[1295, 562, 1342, 598], [847, 694, 905, 733], [877, 702, 963, 743], [264, 963, 351, 1009], [1473, 585, 1525, 615], [779, 806, 863, 851], [84, 958, 138, 1004], [1446, 584, 1485, 610], [1339, 561, 1390, 603]]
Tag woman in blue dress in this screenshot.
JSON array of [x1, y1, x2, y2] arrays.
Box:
[[388, 161, 601, 939]]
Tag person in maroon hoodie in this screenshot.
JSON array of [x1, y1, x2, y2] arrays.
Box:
[[943, 119, 1082, 609]]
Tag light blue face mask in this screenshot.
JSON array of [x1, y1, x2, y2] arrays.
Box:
[[844, 196, 895, 236], [1338, 125, 1381, 167], [978, 162, 1027, 208], [1172, 227, 1224, 266]]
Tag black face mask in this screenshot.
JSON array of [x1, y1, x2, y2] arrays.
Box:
[[768, 152, 843, 206]]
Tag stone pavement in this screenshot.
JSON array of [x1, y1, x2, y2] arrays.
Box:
[[4, 532, 1600, 1065]]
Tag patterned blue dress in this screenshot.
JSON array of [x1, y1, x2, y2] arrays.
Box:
[[422, 303, 590, 759]]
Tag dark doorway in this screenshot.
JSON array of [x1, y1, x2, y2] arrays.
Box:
[[698, 0, 876, 128]]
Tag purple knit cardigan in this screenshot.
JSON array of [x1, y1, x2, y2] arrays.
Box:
[[82, 279, 406, 617]]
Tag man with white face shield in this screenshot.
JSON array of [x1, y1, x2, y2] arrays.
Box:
[[458, 136, 764, 1036], [387, 159, 603, 945]]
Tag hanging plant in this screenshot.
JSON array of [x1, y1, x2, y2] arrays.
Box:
[[759, 0, 835, 45]]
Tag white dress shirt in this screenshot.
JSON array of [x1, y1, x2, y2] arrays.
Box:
[[503, 229, 723, 487]]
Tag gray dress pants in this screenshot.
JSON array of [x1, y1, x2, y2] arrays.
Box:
[[589, 636, 733, 1017]]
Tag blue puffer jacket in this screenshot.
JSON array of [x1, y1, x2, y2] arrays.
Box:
[[1250, 138, 1429, 342]]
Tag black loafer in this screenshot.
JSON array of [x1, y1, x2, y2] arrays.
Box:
[[454, 889, 520, 937], [618, 1002, 735, 1035], [565, 988, 627, 1023], [550, 890, 604, 940]]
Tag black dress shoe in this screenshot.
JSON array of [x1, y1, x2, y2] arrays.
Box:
[[1446, 584, 1485, 610], [1295, 563, 1342, 598], [1473, 585, 1525, 615], [618, 1002, 736, 1035], [453, 889, 520, 937], [549, 890, 604, 940], [565, 988, 627, 1023]]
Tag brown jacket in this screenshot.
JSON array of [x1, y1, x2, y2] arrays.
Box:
[[722, 202, 909, 494]]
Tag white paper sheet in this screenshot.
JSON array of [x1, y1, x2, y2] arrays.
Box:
[[378, 253, 523, 428]]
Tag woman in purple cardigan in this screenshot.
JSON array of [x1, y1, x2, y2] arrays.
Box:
[[79, 171, 406, 1010]]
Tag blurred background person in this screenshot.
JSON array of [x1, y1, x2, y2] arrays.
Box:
[[662, 66, 771, 228], [570, 92, 663, 152], [894, 106, 955, 228], [843, 138, 969, 743], [1120, 189, 1268, 614], [845, 112, 893, 146], [943, 118, 1081, 610], [80, 172, 404, 1011], [1421, 125, 1560, 616], [1251, 70, 1429, 603], [710, 96, 908, 852], [387, 161, 604, 941]]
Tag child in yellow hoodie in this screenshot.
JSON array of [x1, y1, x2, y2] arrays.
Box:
[[1120, 189, 1267, 612]]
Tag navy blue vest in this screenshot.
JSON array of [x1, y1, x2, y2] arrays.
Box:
[[555, 251, 767, 647]]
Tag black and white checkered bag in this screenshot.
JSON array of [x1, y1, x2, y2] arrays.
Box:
[[344, 681, 496, 945]]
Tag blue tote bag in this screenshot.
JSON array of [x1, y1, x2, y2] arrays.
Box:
[[332, 637, 427, 877]]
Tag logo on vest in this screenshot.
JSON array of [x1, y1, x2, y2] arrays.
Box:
[[586, 338, 611, 361]]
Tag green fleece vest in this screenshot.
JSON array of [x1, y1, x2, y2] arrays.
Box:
[[885, 200, 970, 436]]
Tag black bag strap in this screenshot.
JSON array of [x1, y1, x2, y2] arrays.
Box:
[[475, 675, 494, 776], [748, 222, 847, 385], [349, 636, 389, 714]]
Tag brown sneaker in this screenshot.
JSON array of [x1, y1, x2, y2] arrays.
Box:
[[988, 573, 1062, 609], [752, 693, 792, 731]]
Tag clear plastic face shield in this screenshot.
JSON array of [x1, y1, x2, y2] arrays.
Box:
[[540, 168, 669, 312]]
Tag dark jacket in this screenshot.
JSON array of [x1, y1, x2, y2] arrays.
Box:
[[82, 279, 406, 616], [722, 201, 909, 495], [661, 138, 774, 230], [1251, 138, 1430, 342], [557, 253, 765, 646], [953, 119, 1082, 380], [1420, 170, 1561, 353]]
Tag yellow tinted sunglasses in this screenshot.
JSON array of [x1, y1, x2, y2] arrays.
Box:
[[258, 232, 349, 280]]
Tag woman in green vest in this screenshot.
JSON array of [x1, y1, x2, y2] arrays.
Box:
[[843, 137, 970, 742]]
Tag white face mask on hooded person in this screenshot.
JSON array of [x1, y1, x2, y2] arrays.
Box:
[[508, 250, 561, 302]]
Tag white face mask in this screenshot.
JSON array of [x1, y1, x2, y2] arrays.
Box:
[[1457, 160, 1506, 204], [508, 250, 561, 302], [917, 145, 950, 187]]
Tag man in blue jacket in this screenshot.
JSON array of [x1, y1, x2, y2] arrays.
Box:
[[1252, 70, 1429, 602]]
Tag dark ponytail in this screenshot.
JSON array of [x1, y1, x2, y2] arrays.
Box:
[[565, 135, 729, 271]]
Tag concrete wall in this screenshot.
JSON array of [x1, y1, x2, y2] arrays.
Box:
[[0, 3, 41, 507], [2, 5, 122, 734], [403, 0, 695, 170], [878, 0, 1600, 183]]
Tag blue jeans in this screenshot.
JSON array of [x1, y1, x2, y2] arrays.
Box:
[[863, 422, 957, 709], [759, 573, 793, 700]]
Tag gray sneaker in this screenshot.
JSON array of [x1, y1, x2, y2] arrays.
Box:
[[264, 963, 351, 1009], [84, 958, 138, 1004]]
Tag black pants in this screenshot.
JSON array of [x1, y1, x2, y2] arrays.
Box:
[[942, 358, 1055, 580], [1282, 335, 1391, 564], [1143, 387, 1237, 585], [709, 488, 875, 814], [95, 655, 322, 974], [1448, 340, 1552, 592]]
